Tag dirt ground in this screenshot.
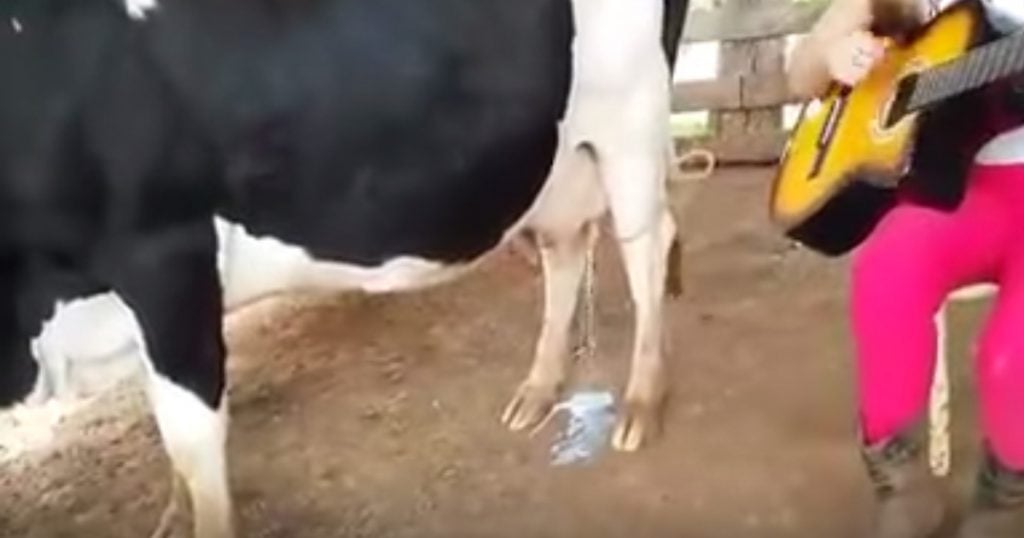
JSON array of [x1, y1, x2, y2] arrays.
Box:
[[0, 167, 997, 538]]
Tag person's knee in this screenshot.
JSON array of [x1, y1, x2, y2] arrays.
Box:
[[976, 320, 1024, 468], [977, 343, 1024, 399]]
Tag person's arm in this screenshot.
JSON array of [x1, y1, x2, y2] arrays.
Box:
[[787, 0, 878, 98]]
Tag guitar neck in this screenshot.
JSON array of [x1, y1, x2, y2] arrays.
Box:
[[906, 30, 1024, 113]]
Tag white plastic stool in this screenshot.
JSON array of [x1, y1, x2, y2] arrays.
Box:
[[929, 283, 997, 477]]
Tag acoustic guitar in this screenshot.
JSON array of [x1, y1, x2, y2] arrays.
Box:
[[770, 0, 1024, 256]]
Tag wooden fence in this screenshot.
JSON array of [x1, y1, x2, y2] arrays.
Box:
[[673, 0, 828, 164]]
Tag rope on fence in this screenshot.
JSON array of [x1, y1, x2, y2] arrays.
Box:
[[671, 148, 718, 183]]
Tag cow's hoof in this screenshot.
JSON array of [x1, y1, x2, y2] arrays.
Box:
[[149, 509, 187, 538], [611, 397, 664, 452], [150, 483, 189, 538], [501, 382, 559, 432]]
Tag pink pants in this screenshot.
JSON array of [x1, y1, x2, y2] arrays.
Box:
[[852, 162, 1024, 469]]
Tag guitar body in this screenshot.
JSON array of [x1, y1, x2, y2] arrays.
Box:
[[770, 0, 990, 256]]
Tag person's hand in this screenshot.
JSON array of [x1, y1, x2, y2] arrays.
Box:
[[825, 30, 887, 87]]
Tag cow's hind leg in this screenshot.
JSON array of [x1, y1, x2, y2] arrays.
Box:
[[110, 222, 234, 538], [502, 223, 598, 430], [599, 145, 675, 452], [502, 145, 605, 432]]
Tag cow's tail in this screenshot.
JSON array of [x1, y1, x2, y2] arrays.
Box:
[[660, 0, 713, 299], [661, 0, 690, 72]]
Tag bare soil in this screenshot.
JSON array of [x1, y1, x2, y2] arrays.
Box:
[[0, 168, 993, 538]]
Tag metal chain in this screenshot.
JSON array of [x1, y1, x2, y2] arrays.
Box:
[[572, 233, 598, 367]]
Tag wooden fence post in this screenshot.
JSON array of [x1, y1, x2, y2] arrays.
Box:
[[711, 0, 787, 163], [675, 0, 828, 164]]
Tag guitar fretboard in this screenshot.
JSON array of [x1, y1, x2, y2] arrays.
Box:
[[907, 30, 1024, 112]]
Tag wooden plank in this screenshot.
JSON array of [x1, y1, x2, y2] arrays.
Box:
[[682, 0, 826, 42], [672, 73, 799, 111], [672, 77, 741, 111], [672, 1, 815, 163]]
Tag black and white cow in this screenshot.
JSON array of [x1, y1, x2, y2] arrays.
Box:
[[1, 0, 692, 535]]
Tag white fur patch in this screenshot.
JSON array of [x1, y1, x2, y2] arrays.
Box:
[[149, 374, 229, 486], [10, 18, 22, 33], [149, 374, 234, 537], [24, 218, 476, 397], [31, 296, 144, 402], [215, 218, 470, 310], [123, 0, 158, 20]]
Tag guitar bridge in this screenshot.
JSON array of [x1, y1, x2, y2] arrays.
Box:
[[810, 87, 851, 179]]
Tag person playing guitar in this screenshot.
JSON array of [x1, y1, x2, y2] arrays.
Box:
[[788, 0, 1024, 537]]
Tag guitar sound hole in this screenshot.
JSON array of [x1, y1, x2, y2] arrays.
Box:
[[885, 74, 919, 128]]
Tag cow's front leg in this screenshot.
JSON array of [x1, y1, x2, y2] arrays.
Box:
[[502, 223, 596, 431], [0, 256, 45, 408], [110, 222, 234, 538]]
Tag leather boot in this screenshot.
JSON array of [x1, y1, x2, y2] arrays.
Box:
[[956, 447, 1024, 537], [860, 429, 945, 538]]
